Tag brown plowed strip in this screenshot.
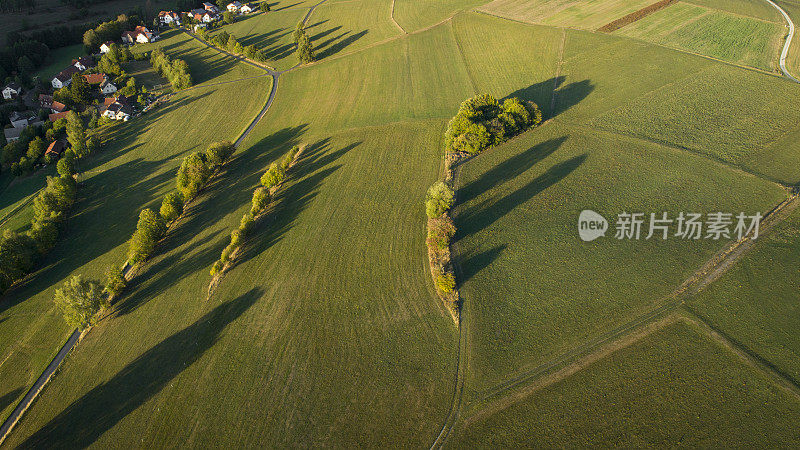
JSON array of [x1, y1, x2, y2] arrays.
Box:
[[597, 0, 677, 33]]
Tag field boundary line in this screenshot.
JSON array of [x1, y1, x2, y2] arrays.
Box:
[[448, 21, 479, 95], [390, 0, 407, 34], [681, 309, 800, 399], [461, 192, 797, 424], [767, 0, 800, 82]]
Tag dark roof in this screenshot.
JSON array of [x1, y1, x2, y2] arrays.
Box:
[[39, 94, 53, 107], [72, 56, 95, 68], [45, 140, 65, 156], [3, 82, 21, 91], [54, 66, 79, 82]]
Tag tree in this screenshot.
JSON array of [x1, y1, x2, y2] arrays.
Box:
[[223, 11, 235, 24], [292, 21, 304, 44], [159, 191, 184, 222], [261, 1, 270, 11], [54, 275, 104, 329], [27, 219, 58, 254], [0, 229, 37, 292], [103, 264, 126, 296], [69, 73, 92, 106], [128, 208, 167, 263], [425, 181, 454, 218], [83, 29, 101, 51], [259, 162, 285, 189], [296, 32, 315, 64], [205, 140, 234, 168], [250, 187, 271, 215], [56, 154, 75, 177], [26, 136, 45, 161], [176, 152, 211, 200], [66, 111, 87, 158]]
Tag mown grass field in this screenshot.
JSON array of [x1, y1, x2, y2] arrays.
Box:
[[0, 43, 270, 424], [392, 0, 487, 32], [476, 0, 655, 29], [309, 0, 401, 56], [615, 1, 784, 71], [5, 0, 800, 446], [685, 206, 800, 385], [777, 0, 800, 77], [30, 43, 86, 82], [451, 320, 800, 447], [454, 119, 785, 395], [684, 0, 782, 20]]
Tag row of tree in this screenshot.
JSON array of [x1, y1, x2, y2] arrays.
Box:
[[425, 181, 457, 298], [201, 30, 269, 64], [444, 94, 542, 154], [0, 166, 78, 293], [150, 48, 193, 90], [293, 22, 315, 64], [210, 146, 300, 277]]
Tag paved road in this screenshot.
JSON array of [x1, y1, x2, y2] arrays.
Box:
[[767, 0, 800, 83]]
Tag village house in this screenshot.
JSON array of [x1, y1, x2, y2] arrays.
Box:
[[158, 11, 181, 25], [3, 127, 22, 142], [100, 41, 114, 53], [51, 100, 67, 113], [239, 3, 253, 13], [103, 96, 133, 121], [122, 26, 156, 44], [52, 66, 79, 89], [9, 111, 34, 129], [72, 56, 95, 71], [44, 140, 66, 160], [227, 1, 242, 12], [49, 111, 71, 122], [190, 8, 218, 22], [2, 82, 21, 100], [100, 79, 118, 95], [203, 2, 219, 12], [83, 73, 107, 86], [40, 95, 67, 114]]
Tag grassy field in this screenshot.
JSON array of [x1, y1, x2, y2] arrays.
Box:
[[476, 0, 656, 29], [451, 319, 800, 447], [453, 119, 785, 395], [685, 206, 800, 385], [684, 0, 783, 20], [309, 0, 401, 56], [31, 43, 86, 83], [123, 60, 169, 93], [0, 64, 271, 424], [777, 0, 800, 78], [615, 2, 785, 71], [392, 0, 487, 32]]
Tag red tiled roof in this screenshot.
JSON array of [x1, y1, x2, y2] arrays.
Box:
[[48, 111, 70, 122], [83, 73, 106, 84], [51, 101, 67, 112], [45, 140, 65, 156]]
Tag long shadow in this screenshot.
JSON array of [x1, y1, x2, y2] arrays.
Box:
[[459, 244, 507, 284], [0, 387, 24, 413], [504, 77, 594, 120], [17, 288, 262, 448], [458, 136, 568, 205], [114, 125, 308, 315], [233, 137, 358, 268], [314, 29, 368, 60], [274, 1, 302, 10], [456, 153, 587, 239]]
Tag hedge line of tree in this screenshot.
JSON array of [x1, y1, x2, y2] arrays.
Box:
[[209, 145, 300, 277], [150, 48, 193, 90], [0, 169, 77, 294], [127, 141, 234, 265], [445, 94, 542, 154], [0, 0, 35, 12], [293, 22, 315, 64], [424, 181, 457, 309], [200, 29, 270, 64]]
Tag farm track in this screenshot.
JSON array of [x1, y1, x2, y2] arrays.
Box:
[[432, 1, 800, 445]]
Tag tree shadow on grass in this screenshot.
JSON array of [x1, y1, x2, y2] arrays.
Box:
[[458, 244, 507, 284], [504, 77, 594, 120], [456, 153, 587, 239], [314, 29, 368, 60], [0, 387, 24, 414], [231, 137, 358, 269], [113, 125, 309, 315], [17, 288, 262, 449]]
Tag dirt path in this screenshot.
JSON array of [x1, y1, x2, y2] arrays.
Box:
[[766, 0, 800, 82], [390, 0, 407, 34]]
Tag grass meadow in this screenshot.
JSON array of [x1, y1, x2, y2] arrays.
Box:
[[476, 0, 655, 29], [615, 2, 784, 71], [450, 320, 800, 447], [777, 0, 800, 77], [0, 59, 270, 424], [392, 0, 487, 32], [31, 43, 86, 83], [684, 0, 783, 20], [686, 206, 800, 385]]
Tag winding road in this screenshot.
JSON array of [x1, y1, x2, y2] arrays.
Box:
[[767, 0, 800, 83]]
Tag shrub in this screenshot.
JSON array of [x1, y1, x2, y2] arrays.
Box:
[[251, 187, 271, 215], [425, 181, 455, 219], [104, 264, 126, 296], [160, 191, 184, 223], [239, 212, 255, 234], [210, 260, 223, 276], [205, 140, 235, 168], [230, 229, 242, 246], [280, 145, 299, 170], [220, 243, 236, 262], [176, 152, 211, 201], [427, 216, 456, 250], [260, 162, 285, 189], [435, 272, 456, 294]]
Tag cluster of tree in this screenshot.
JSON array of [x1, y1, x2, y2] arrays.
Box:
[[0, 169, 78, 293], [424, 181, 457, 314], [127, 141, 234, 264], [293, 22, 315, 64], [150, 48, 193, 90], [82, 15, 134, 52], [203, 30, 268, 63], [210, 145, 299, 277], [1, 115, 87, 177], [96, 42, 134, 78], [7, 24, 85, 50], [53, 275, 106, 329], [444, 94, 542, 154], [0, 39, 49, 86]]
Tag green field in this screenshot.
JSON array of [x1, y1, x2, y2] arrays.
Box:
[[31, 43, 86, 83], [477, 0, 655, 29], [684, 0, 783, 20], [451, 320, 800, 447], [686, 206, 800, 385], [0, 50, 271, 424], [3, 0, 800, 446], [777, 0, 800, 77], [615, 2, 785, 71], [453, 119, 784, 394]]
